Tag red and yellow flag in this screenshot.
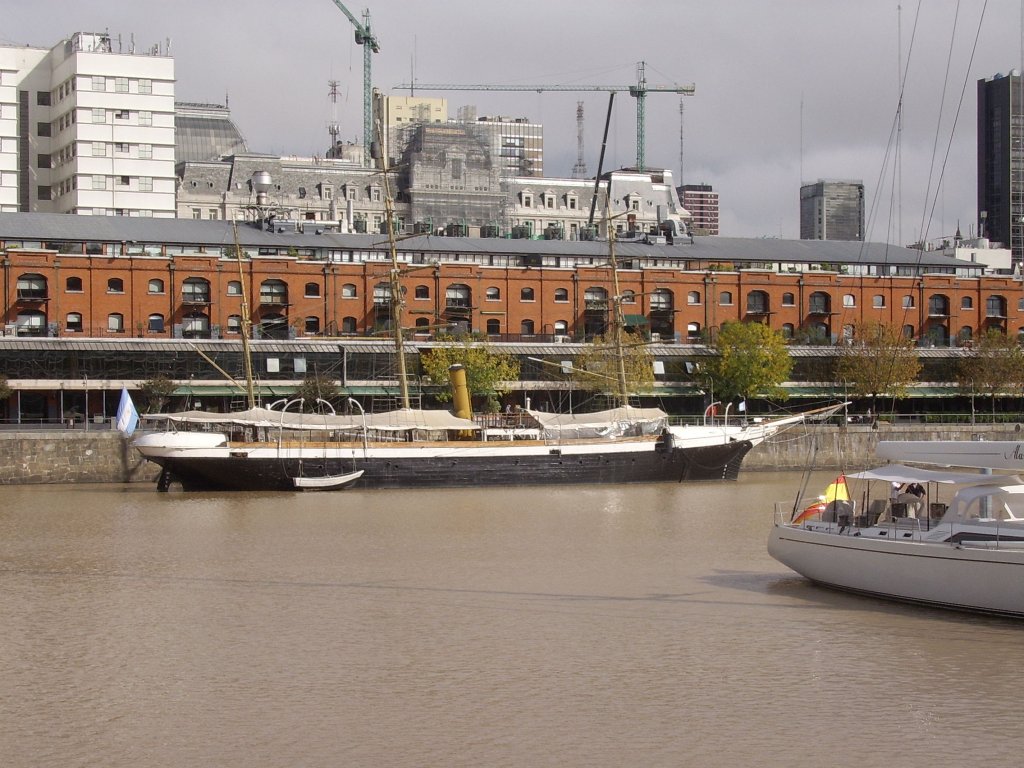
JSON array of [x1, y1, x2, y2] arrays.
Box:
[[793, 474, 849, 523]]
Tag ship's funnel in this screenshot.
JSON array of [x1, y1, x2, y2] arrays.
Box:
[[449, 364, 472, 420]]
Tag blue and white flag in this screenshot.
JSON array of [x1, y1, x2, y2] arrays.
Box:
[[116, 387, 140, 436]]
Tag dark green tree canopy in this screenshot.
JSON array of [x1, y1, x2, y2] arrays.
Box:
[[421, 335, 520, 410]]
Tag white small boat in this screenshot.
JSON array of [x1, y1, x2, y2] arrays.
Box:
[[768, 449, 1024, 618], [292, 469, 364, 491]]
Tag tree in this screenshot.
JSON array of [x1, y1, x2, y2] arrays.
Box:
[[707, 321, 791, 406], [0, 375, 10, 419], [139, 376, 177, 413], [571, 331, 655, 399], [421, 334, 520, 412], [835, 320, 921, 415], [956, 328, 1024, 419], [293, 373, 341, 412]]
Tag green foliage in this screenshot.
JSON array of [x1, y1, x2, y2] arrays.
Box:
[[0, 374, 11, 403], [293, 373, 341, 411], [956, 329, 1024, 415], [421, 334, 520, 403], [835, 320, 921, 409], [139, 375, 177, 413], [571, 331, 655, 396], [707, 321, 791, 403]]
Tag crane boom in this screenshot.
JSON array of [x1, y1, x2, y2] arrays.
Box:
[[329, 1, 380, 167], [395, 61, 693, 171]]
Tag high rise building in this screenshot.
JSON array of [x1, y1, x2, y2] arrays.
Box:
[[679, 183, 719, 235], [977, 71, 1024, 264], [0, 32, 176, 217], [473, 115, 543, 177], [799, 180, 864, 241]]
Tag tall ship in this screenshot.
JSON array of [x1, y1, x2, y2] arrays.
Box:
[[133, 162, 832, 492]]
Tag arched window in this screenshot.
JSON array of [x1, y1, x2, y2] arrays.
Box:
[[781, 323, 795, 339], [341, 283, 357, 298], [687, 322, 701, 341], [227, 315, 242, 334], [181, 312, 210, 339], [986, 295, 1007, 318], [182, 277, 210, 304], [66, 276, 83, 292], [445, 284, 471, 308], [66, 312, 83, 332], [554, 320, 568, 335], [304, 282, 320, 298], [226, 280, 242, 296], [746, 290, 769, 314], [808, 292, 830, 314], [521, 287, 535, 301], [842, 324, 854, 340], [414, 317, 430, 332], [486, 286, 500, 301], [808, 322, 829, 343], [107, 312, 125, 333], [584, 286, 608, 305], [928, 294, 950, 316], [622, 289, 638, 304], [781, 292, 795, 307], [341, 316, 358, 334], [148, 278, 164, 294], [258, 313, 287, 340], [16, 273, 47, 300], [521, 319, 535, 335], [962, 296, 974, 310], [303, 316, 320, 334], [415, 285, 430, 299], [486, 318, 501, 335], [902, 295, 915, 309], [147, 313, 164, 332], [259, 279, 288, 305], [873, 294, 885, 308], [719, 291, 733, 306], [902, 324, 915, 340], [107, 277, 124, 293], [15, 310, 46, 336], [687, 291, 701, 305], [959, 326, 974, 343], [554, 288, 569, 303], [842, 293, 855, 308]]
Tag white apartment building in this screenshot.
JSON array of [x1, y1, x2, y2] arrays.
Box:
[[0, 31, 175, 217]]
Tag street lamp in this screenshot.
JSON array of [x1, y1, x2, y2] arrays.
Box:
[[82, 373, 88, 432]]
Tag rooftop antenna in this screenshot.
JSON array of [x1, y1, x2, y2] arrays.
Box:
[[328, 79, 341, 148], [572, 101, 587, 178]]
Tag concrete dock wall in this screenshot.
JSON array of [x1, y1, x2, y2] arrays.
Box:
[[0, 423, 1018, 486]]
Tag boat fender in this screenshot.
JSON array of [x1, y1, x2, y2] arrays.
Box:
[[656, 428, 675, 453]]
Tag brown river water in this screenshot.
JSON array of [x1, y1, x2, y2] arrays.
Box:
[[1, 474, 1022, 768]]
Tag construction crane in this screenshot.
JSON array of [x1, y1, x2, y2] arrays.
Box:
[[396, 61, 693, 171], [329, 1, 379, 167]]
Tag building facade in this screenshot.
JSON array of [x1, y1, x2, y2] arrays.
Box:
[[679, 184, 719, 235], [1, 212, 1018, 349], [978, 71, 1024, 267], [800, 180, 865, 241], [0, 32, 176, 217]]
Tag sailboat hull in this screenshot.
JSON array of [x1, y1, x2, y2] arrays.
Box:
[[139, 439, 754, 492]]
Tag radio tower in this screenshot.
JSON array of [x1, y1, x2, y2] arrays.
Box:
[[572, 101, 588, 178], [327, 79, 341, 151]]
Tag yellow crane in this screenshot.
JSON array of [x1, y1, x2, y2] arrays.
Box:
[[329, 1, 380, 167], [396, 61, 693, 172]]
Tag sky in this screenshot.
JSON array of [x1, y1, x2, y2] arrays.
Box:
[[4, 0, 1023, 243]]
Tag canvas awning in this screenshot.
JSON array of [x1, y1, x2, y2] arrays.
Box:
[[623, 314, 648, 325]]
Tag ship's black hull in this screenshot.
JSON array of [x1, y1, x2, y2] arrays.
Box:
[[150, 441, 755, 492]]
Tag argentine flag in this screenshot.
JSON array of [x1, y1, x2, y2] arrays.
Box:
[[116, 387, 140, 436]]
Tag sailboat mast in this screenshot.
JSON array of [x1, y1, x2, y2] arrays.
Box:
[[606, 203, 629, 407], [232, 221, 257, 409], [379, 139, 411, 410]]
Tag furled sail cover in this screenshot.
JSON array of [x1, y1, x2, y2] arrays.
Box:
[[523, 406, 668, 440]]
